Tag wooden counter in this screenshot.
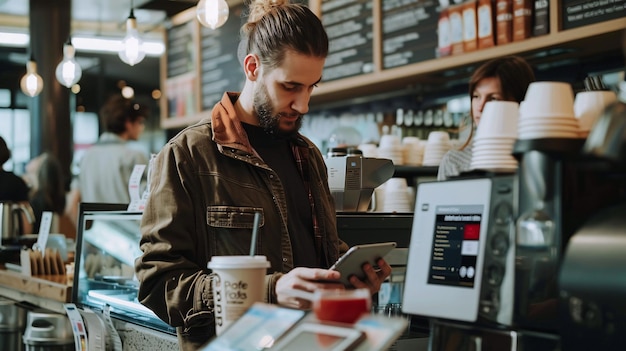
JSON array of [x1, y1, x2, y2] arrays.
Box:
[[0, 268, 178, 350], [0, 269, 71, 303]]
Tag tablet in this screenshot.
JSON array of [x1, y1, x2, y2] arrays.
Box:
[[271, 323, 365, 351], [200, 303, 306, 351], [330, 242, 397, 286]]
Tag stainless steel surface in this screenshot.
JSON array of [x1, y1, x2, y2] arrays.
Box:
[[22, 311, 73, 347], [584, 81, 626, 162], [429, 320, 560, 351], [0, 202, 35, 244], [559, 202, 626, 351], [0, 298, 26, 351], [326, 156, 395, 212]]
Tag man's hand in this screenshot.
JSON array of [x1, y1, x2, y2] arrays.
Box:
[[275, 267, 343, 309], [348, 258, 392, 295]]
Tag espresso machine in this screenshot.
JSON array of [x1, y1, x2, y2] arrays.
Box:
[[401, 90, 626, 350], [326, 155, 395, 212], [558, 82, 626, 351]]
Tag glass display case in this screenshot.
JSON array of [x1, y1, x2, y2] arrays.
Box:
[[73, 203, 175, 334]]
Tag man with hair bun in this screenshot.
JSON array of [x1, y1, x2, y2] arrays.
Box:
[[136, 0, 391, 349]]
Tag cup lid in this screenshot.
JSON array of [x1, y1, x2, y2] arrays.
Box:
[[207, 255, 270, 269]]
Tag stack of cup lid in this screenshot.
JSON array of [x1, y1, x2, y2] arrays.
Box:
[[518, 81, 580, 139], [574, 90, 617, 137], [422, 131, 452, 166], [378, 134, 404, 165], [402, 137, 425, 166], [470, 101, 519, 173], [357, 143, 378, 158]]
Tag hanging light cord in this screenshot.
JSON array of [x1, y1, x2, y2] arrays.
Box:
[[129, 0, 135, 19]]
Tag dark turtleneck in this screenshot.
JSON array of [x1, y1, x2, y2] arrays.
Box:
[[241, 122, 318, 268]]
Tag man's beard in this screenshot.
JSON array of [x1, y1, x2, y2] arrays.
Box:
[[254, 84, 303, 138]]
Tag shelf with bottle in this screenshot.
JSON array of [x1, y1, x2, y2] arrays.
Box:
[[310, 0, 626, 105]]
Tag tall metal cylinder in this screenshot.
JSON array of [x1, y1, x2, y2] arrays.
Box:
[[0, 298, 26, 351]]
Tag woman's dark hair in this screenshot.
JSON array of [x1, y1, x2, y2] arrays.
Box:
[[99, 95, 149, 135], [0, 136, 10, 165], [468, 55, 536, 104], [460, 56, 536, 149], [30, 153, 66, 232], [240, 0, 328, 70], [33, 153, 66, 213]]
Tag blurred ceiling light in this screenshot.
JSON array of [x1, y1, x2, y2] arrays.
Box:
[[55, 37, 83, 88], [119, 2, 146, 66], [0, 32, 29, 47], [151, 89, 162, 100], [0, 31, 164, 56], [196, 0, 229, 29], [71, 84, 81, 94], [20, 56, 44, 97], [121, 86, 135, 99]]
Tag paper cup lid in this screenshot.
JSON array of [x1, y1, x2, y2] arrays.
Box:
[[207, 255, 270, 269]]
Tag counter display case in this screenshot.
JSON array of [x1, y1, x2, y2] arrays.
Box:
[[73, 203, 175, 335]]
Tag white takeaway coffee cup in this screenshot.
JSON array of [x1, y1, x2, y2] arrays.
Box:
[[207, 255, 270, 335]]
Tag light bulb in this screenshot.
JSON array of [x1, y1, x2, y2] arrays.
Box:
[[118, 12, 146, 66], [55, 41, 82, 88], [20, 60, 43, 97], [196, 0, 229, 29]]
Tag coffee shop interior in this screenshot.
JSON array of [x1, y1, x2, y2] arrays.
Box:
[[1, 0, 626, 350]]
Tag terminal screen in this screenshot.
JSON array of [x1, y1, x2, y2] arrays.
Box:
[[427, 205, 484, 288]]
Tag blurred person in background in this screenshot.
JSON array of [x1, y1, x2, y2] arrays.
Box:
[[438, 55, 535, 181], [77, 94, 150, 205], [23, 152, 68, 235]]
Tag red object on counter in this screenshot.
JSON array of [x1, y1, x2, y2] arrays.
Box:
[[314, 295, 370, 324]]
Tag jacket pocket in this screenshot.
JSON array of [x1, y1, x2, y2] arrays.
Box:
[[206, 206, 264, 229]]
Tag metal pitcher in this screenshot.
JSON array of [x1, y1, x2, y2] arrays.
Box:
[[0, 202, 35, 244]]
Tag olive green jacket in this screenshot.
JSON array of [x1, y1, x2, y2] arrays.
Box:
[[135, 92, 345, 350]]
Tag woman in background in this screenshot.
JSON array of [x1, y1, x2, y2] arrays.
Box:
[[437, 56, 535, 181], [24, 153, 67, 233]]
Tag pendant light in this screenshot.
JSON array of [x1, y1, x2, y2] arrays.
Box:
[[196, 0, 229, 29], [55, 37, 82, 88], [20, 54, 44, 97], [119, 0, 146, 66]]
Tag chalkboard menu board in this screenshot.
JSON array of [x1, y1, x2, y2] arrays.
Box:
[[562, 0, 626, 30], [382, 0, 439, 69], [321, 0, 374, 82], [167, 21, 196, 78], [166, 20, 198, 118], [200, 4, 246, 110]]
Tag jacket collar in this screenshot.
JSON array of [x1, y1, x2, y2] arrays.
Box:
[[211, 92, 310, 152], [211, 92, 255, 154]]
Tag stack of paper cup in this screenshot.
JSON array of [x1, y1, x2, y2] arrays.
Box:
[[402, 137, 424, 166], [574, 90, 617, 137], [518, 82, 580, 139], [357, 143, 378, 158], [422, 131, 452, 166], [378, 134, 404, 165], [470, 101, 519, 172], [381, 178, 412, 213]]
